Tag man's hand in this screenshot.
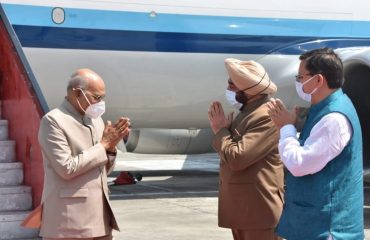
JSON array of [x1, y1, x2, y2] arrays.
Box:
[[208, 101, 233, 134], [114, 117, 131, 142], [101, 117, 131, 151], [267, 98, 296, 130]]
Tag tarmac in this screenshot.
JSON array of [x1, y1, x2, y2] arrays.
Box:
[[108, 152, 229, 239], [108, 152, 370, 240]]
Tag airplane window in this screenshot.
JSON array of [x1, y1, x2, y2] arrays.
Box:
[[52, 7, 65, 24]]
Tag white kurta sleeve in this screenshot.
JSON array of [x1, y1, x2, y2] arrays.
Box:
[[279, 112, 352, 177]]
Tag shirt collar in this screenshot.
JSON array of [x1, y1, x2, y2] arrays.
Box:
[[60, 98, 92, 125]]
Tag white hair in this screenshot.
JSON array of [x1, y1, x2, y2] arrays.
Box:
[[67, 72, 89, 91]]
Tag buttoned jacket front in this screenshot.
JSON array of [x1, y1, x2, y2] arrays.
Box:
[[212, 97, 284, 230], [38, 99, 119, 238]]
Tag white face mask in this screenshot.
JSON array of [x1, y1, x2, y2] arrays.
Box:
[[295, 75, 319, 102], [85, 101, 105, 119], [225, 89, 243, 110], [76, 89, 106, 119]]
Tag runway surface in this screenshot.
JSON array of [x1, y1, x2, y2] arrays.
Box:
[[109, 152, 370, 239]]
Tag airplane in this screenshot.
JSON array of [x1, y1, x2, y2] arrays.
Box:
[[0, 0, 370, 167]]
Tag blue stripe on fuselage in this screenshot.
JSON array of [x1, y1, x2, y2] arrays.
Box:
[[3, 3, 370, 37], [13, 25, 370, 54], [4, 3, 370, 54], [13, 25, 308, 54]]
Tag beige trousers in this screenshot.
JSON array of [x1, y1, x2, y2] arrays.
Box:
[[232, 228, 281, 240]]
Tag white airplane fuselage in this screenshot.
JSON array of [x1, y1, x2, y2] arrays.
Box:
[[1, 0, 370, 156]]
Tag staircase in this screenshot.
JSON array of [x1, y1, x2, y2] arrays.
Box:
[[0, 102, 40, 239]]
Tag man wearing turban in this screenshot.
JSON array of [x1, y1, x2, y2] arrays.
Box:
[[208, 59, 284, 240]]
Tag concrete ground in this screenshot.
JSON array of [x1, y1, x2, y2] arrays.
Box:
[[108, 152, 370, 240], [108, 170, 230, 240], [108, 152, 228, 239]]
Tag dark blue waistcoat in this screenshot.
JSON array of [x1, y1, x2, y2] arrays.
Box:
[[277, 89, 364, 240]]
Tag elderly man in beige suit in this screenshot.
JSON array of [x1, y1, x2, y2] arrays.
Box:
[[208, 59, 284, 240], [37, 69, 130, 239]]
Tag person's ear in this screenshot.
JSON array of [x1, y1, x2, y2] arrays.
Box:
[[317, 74, 325, 87], [72, 88, 81, 97]]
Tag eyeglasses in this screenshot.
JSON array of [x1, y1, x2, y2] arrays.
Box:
[[84, 90, 105, 102], [74, 87, 105, 102], [295, 73, 312, 82]]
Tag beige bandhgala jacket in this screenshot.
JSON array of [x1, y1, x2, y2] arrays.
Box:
[[213, 96, 284, 230], [37, 99, 119, 238]]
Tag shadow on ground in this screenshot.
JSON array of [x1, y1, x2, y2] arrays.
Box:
[[108, 170, 219, 200]]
